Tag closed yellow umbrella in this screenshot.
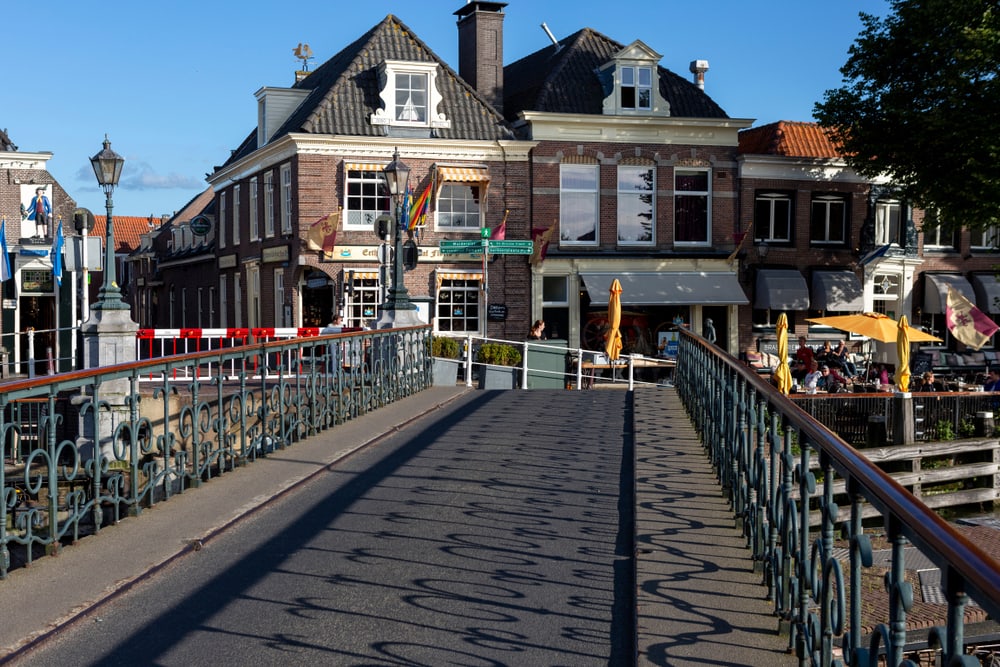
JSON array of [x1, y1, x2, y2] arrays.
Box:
[[773, 313, 792, 395], [605, 279, 623, 362], [897, 315, 911, 392]]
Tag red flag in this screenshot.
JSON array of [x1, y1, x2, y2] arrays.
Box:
[[307, 209, 340, 253], [530, 220, 557, 266], [490, 209, 509, 240], [946, 285, 999, 350]]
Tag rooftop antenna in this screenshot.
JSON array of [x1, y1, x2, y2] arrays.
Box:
[[540, 22, 562, 53], [293, 43, 314, 71]]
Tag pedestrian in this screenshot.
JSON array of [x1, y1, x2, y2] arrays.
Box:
[[704, 318, 716, 344], [528, 319, 546, 340], [984, 369, 1000, 392]]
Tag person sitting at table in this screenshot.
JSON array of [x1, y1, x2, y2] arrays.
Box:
[[984, 368, 1000, 392], [795, 336, 814, 368], [819, 364, 850, 393], [916, 370, 944, 392], [815, 340, 834, 365], [833, 340, 859, 378], [803, 360, 823, 393]]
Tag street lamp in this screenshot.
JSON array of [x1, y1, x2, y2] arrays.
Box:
[[89, 136, 127, 311], [376, 147, 420, 328]]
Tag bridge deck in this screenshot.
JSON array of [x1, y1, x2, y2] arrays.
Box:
[[0, 386, 795, 665]]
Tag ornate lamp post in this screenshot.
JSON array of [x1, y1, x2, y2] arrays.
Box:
[[89, 136, 127, 311], [376, 147, 421, 328]]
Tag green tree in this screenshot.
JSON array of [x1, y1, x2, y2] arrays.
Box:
[[814, 0, 1000, 230]]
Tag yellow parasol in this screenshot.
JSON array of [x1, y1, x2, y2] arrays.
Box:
[[805, 312, 941, 344], [773, 313, 792, 395], [605, 279, 623, 361], [896, 315, 911, 392]]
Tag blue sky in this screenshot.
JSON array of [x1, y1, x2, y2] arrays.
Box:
[[4, 0, 887, 219]]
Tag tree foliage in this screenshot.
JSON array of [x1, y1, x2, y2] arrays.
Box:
[[814, 0, 1000, 230]]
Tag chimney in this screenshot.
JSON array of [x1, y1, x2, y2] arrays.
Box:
[[455, 1, 507, 115], [689, 60, 709, 90]]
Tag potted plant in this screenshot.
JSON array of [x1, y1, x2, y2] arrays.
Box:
[[431, 336, 462, 386], [475, 343, 522, 389]]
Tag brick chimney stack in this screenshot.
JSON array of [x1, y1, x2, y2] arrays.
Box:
[[455, 1, 507, 116]]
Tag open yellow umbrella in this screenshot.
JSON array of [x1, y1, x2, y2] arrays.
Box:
[[605, 279, 623, 361], [897, 315, 911, 392], [773, 313, 792, 395], [806, 312, 941, 344]]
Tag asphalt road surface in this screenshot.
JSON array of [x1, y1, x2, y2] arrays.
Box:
[[11, 390, 634, 666]]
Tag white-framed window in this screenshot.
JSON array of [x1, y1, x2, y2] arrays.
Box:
[[274, 268, 285, 327], [436, 273, 482, 334], [232, 184, 241, 245], [617, 165, 654, 244], [280, 164, 292, 234], [247, 263, 260, 328], [970, 225, 1000, 250], [541, 275, 570, 342], [345, 164, 390, 230], [219, 274, 228, 328], [560, 163, 599, 245], [810, 194, 847, 245], [218, 192, 227, 248], [234, 273, 243, 329], [344, 270, 382, 328], [264, 171, 275, 238], [436, 183, 482, 230], [370, 60, 450, 130], [922, 212, 959, 251], [620, 66, 652, 110], [754, 192, 792, 243], [249, 177, 259, 241], [674, 168, 710, 245], [874, 199, 901, 246]]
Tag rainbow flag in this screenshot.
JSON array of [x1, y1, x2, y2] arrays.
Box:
[[408, 181, 432, 230]]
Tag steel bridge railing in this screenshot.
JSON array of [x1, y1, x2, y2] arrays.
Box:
[[674, 329, 999, 667], [0, 325, 431, 580]]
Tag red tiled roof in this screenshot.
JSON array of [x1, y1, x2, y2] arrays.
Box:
[[738, 120, 844, 159], [91, 215, 162, 252]]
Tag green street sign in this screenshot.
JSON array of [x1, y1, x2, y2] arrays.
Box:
[[440, 239, 485, 254], [481, 227, 491, 239], [485, 240, 534, 255]]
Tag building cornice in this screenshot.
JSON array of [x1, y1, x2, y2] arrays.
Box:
[[516, 112, 754, 145], [207, 135, 537, 189], [0, 152, 53, 170], [737, 154, 887, 185]]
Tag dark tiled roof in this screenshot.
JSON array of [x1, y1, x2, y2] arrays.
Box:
[[0, 128, 16, 152], [224, 15, 512, 167], [738, 121, 844, 159], [503, 28, 728, 120]]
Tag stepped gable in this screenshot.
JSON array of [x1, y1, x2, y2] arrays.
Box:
[[503, 27, 729, 121]]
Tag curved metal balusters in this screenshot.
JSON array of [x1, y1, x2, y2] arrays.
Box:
[[0, 326, 431, 580], [673, 330, 1000, 667]]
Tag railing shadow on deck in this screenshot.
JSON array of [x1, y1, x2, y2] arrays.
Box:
[[674, 329, 1000, 667], [0, 325, 432, 580]]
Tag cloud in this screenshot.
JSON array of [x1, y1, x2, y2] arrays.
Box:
[[73, 160, 204, 192]]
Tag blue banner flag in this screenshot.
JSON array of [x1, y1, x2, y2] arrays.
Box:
[[0, 219, 11, 282], [51, 220, 64, 286]]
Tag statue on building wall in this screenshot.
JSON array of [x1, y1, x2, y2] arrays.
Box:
[[21, 186, 51, 238]]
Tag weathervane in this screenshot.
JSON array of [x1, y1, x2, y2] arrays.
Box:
[[293, 43, 314, 71]]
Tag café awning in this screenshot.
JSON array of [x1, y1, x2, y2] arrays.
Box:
[[970, 273, 1000, 314], [579, 272, 748, 306], [810, 270, 863, 312], [754, 269, 809, 311], [924, 273, 976, 314]]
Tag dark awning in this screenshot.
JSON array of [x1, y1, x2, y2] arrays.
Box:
[[754, 269, 809, 311], [923, 273, 976, 315], [970, 273, 1000, 314], [810, 270, 863, 312], [579, 272, 748, 306]]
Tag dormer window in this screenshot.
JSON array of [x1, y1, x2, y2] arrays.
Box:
[[371, 60, 451, 130], [599, 40, 670, 117], [621, 66, 652, 110]]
